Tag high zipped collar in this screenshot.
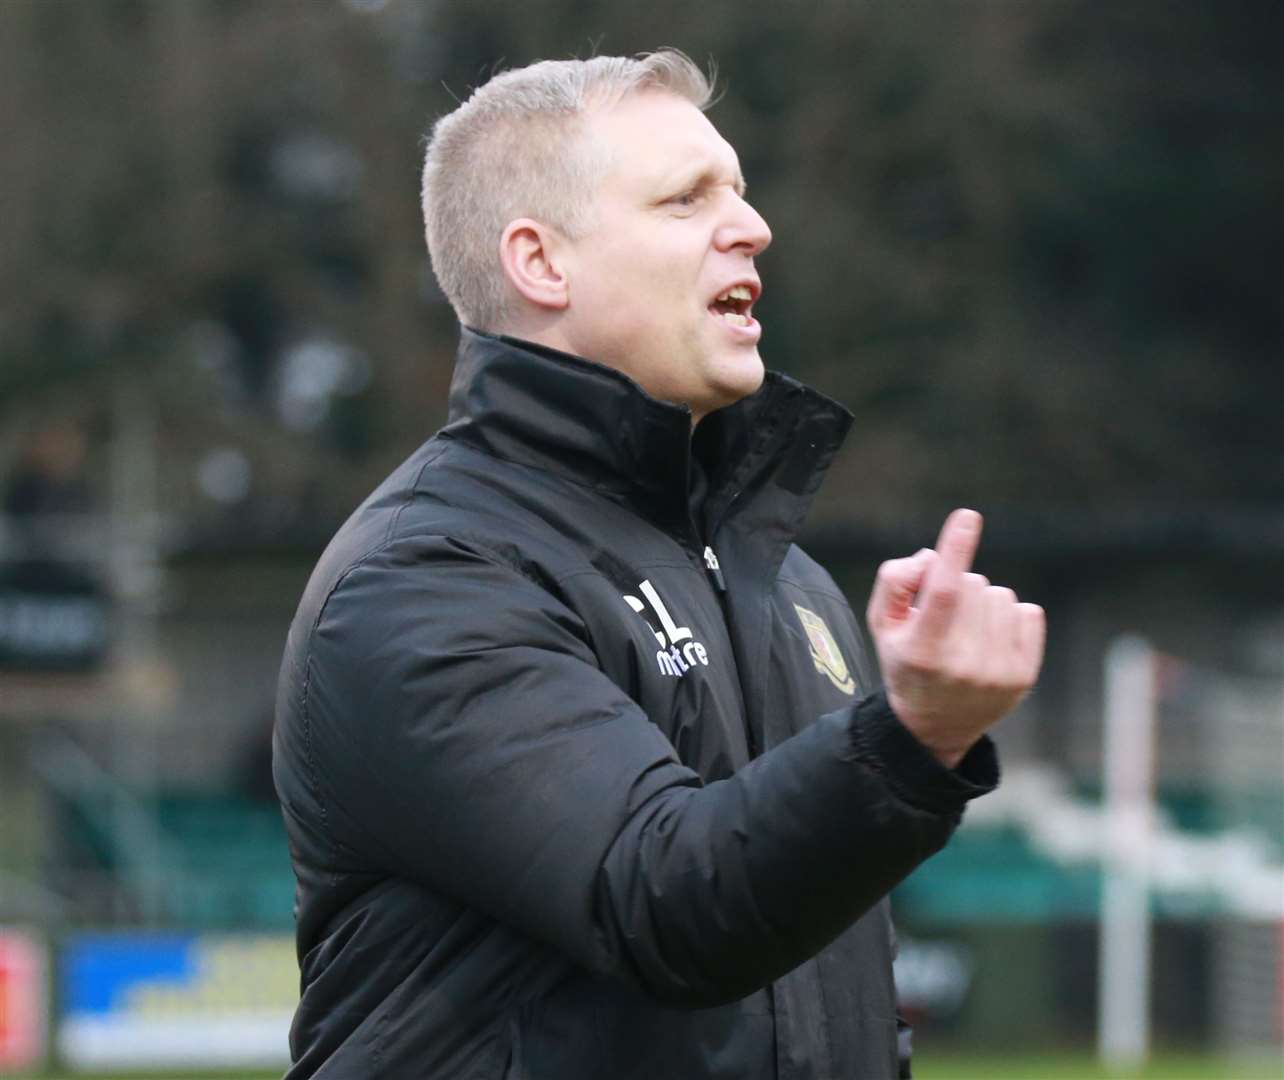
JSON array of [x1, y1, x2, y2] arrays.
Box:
[[443, 328, 853, 550]]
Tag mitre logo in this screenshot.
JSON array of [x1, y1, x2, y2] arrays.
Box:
[[793, 604, 856, 695], [623, 580, 710, 678]]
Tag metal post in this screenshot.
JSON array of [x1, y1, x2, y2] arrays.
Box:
[[108, 385, 165, 922], [1098, 634, 1157, 1071]]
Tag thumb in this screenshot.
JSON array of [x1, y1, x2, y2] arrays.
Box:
[[867, 549, 935, 630]]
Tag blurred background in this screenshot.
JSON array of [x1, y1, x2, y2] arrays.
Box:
[[0, 1, 1280, 1076]]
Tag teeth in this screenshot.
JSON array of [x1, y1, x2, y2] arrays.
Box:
[[722, 312, 750, 327], [716, 285, 754, 302]]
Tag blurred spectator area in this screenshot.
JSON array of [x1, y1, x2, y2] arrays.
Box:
[[0, 408, 305, 932], [0, 0, 1279, 1064]]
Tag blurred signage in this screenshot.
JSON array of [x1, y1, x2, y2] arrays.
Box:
[[893, 936, 973, 1018], [57, 932, 295, 1070], [0, 929, 47, 1070], [0, 561, 110, 672]]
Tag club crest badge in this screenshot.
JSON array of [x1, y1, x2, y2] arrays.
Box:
[[793, 604, 856, 695]]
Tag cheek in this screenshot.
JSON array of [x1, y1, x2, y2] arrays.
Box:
[[572, 233, 703, 346], [618, 273, 692, 340]]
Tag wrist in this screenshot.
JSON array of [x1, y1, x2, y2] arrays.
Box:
[[849, 691, 1000, 812], [885, 690, 971, 770]]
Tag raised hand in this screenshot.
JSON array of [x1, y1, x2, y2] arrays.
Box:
[[865, 508, 1045, 768]]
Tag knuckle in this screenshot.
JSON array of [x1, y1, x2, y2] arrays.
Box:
[[987, 585, 1017, 604], [976, 672, 1009, 694], [901, 651, 932, 675], [997, 669, 1028, 691], [875, 558, 903, 584], [930, 584, 960, 610], [902, 651, 942, 679]]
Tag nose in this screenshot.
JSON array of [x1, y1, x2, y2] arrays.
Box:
[[716, 191, 772, 257]]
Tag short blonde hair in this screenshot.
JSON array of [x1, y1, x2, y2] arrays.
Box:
[[421, 50, 714, 330]]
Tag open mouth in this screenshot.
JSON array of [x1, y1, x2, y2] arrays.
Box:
[[708, 284, 756, 328]]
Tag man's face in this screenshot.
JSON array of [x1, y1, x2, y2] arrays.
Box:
[[558, 91, 772, 423]]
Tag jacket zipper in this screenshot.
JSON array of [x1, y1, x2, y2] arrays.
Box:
[[702, 545, 726, 593], [692, 540, 760, 760]]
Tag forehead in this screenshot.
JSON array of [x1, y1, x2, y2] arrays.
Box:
[[585, 90, 743, 194]]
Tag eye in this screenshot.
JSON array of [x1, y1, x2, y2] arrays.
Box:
[[670, 189, 702, 208]]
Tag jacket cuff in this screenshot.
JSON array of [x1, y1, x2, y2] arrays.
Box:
[[848, 690, 999, 815]]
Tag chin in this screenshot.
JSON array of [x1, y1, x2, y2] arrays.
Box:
[[718, 350, 766, 400], [694, 353, 765, 420]]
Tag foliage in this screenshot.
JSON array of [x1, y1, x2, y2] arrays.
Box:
[[1, 0, 1278, 540]]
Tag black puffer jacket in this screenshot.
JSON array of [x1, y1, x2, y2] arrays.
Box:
[[273, 329, 997, 1079]]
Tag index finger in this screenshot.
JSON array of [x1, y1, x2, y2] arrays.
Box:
[[934, 507, 982, 578], [913, 508, 983, 643]]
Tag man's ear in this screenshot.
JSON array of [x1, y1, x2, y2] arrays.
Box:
[[499, 219, 570, 313]]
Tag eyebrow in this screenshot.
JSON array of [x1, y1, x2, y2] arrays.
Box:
[[673, 165, 747, 198]]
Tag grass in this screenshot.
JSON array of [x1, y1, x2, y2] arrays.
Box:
[[7, 1056, 1282, 1080], [913, 1052, 1284, 1080]]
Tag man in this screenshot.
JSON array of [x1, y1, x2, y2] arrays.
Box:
[[273, 50, 1043, 1079]]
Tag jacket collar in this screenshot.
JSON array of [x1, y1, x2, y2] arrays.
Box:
[[443, 328, 853, 550]]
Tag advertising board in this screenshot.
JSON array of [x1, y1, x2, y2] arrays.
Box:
[[0, 929, 47, 1070], [58, 932, 295, 1070]]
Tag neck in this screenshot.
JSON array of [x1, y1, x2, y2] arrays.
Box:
[[493, 313, 577, 359], [491, 320, 712, 429]]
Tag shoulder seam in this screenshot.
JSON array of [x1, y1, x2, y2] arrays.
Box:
[[383, 439, 452, 547], [777, 575, 849, 604]]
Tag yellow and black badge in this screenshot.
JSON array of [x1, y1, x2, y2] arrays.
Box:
[[793, 604, 856, 695]]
